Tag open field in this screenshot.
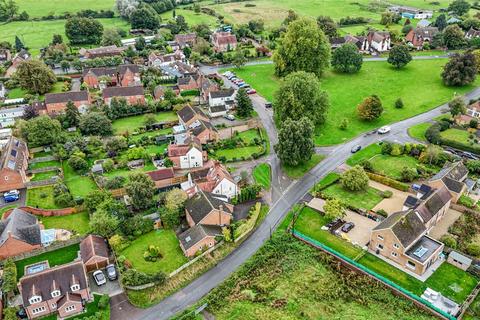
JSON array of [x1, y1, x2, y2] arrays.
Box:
[[440, 128, 471, 142], [230, 60, 479, 145], [40, 211, 90, 235], [160, 8, 218, 27], [112, 112, 177, 134], [15, 0, 115, 17], [7, 81, 64, 99], [346, 143, 382, 166], [370, 154, 419, 181]]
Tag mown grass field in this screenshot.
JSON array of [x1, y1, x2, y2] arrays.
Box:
[[62, 162, 98, 198], [160, 8, 218, 26], [26, 186, 60, 209], [15, 0, 115, 17], [230, 60, 479, 146]]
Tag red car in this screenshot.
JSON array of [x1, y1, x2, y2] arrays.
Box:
[[247, 89, 256, 94]]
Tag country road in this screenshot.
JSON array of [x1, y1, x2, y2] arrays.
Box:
[[110, 69, 480, 320]]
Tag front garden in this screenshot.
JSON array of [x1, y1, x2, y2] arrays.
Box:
[[252, 163, 271, 190], [210, 128, 268, 162]]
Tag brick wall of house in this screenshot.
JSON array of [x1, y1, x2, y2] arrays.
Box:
[[195, 129, 219, 144], [0, 169, 25, 192], [0, 237, 40, 260], [120, 70, 138, 87], [24, 288, 90, 319], [178, 79, 198, 91], [83, 75, 100, 88], [46, 100, 90, 114], [183, 236, 216, 257]]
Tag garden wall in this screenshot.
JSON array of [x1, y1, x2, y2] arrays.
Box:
[[25, 178, 59, 188], [6, 206, 77, 217], [29, 156, 57, 164], [217, 120, 261, 139]]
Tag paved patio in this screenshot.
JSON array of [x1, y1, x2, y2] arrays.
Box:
[[429, 209, 463, 240], [370, 180, 412, 214]]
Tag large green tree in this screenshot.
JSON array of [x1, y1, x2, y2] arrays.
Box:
[[13, 60, 56, 94], [442, 52, 477, 86], [443, 24, 466, 49], [448, 0, 470, 16], [323, 198, 345, 220], [387, 45, 412, 69], [21, 116, 62, 146], [89, 210, 120, 238], [79, 112, 113, 136], [64, 101, 80, 128], [125, 172, 156, 210], [274, 71, 329, 125], [0, 0, 18, 22], [273, 18, 331, 77], [131, 7, 160, 30], [357, 95, 383, 121], [235, 88, 254, 118], [341, 165, 369, 192], [101, 28, 122, 46], [434, 14, 447, 31], [316, 15, 338, 38], [448, 96, 466, 116], [65, 17, 104, 45], [331, 43, 362, 73], [274, 117, 315, 166]]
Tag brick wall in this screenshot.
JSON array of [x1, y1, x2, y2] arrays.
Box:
[[4, 206, 77, 218]]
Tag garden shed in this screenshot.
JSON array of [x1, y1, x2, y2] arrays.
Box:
[[447, 251, 472, 271]]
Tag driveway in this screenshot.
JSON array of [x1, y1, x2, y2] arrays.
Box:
[[371, 181, 411, 214], [0, 188, 26, 209], [341, 211, 379, 247], [88, 272, 123, 297]]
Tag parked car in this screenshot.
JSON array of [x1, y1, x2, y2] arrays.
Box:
[[224, 114, 235, 121], [106, 264, 117, 281], [378, 126, 391, 134], [93, 270, 107, 286], [3, 190, 20, 203], [341, 222, 355, 233], [16, 307, 28, 319], [238, 83, 248, 88], [265, 102, 272, 108], [462, 151, 479, 160], [351, 145, 362, 153], [247, 89, 257, 94]]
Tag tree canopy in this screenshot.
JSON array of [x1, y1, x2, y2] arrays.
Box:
[[125, 172, 156, 210], [13, 60, 56, 94], [442, 52, 477, 86], [65, 17, 104, 45], [448, 0, 470, 16], [21, 116, 62, 146], [79, 112, 113, 136], [448, 96, 466, 116], [357, 95, 383, 121], [331, 43, 363, 73], [235, 88, 254, 118], [387, 45, 412, 69], [274, 117, 315, 167], [443, 24, 466, 49], [316, 15, 338, 38], [341, 166, 369, 192]]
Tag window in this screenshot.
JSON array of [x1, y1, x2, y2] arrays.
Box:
[[71, 284, 80, 292], [51, 303, 56, 309], [393, 243, 399, 249], [65, 305, 76, 313], [29, 296, 42, 304], [391, 252, 398, 257], [377, 244, 384, 250], [32, 306, 46, 315], [377, 235, 384, 241], [406, 261, 416, 270], [51, 290, 61, 298]]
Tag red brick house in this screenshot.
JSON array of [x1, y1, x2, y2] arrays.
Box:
[[82, 64, 141, 89], [5, 49, 31, 77], [82, 45, 125, 59], [0, 208, 41, 259], [146, 167, 185, 191], [190, 119, 219, 144], [0, 136, 29, 193], [185, 190, 233, 228], [178, 224, 222, 257], [44, 91, 91, 115], [80, 235, 110, 273], [174, 33, 197, 48], [102, 86, 145, 105], [405, 27, 439, 49], [18, 260, 91, 319], [177, 105, 209, 128], [177, 75, 200, 91], [210, 32, 237, 52]]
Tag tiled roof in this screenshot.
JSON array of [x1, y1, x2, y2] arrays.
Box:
[[185, 190, 231, 225], [45, 91, 89, 104], [0, 208, 40, 246], [0, 136, 27, 173], [210, 88, 235, 99], [374, 210, 426, 248], [80, 235, 109, 264], [102, 86, 144, 98], [146, 168, 175, 181], [178, 224, 222, 251]]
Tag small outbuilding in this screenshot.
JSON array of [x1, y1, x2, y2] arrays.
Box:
[[80, 235, 110, 272], [447, 251, 472, 271]]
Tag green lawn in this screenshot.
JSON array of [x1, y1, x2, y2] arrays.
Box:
[[0, 205, 17, 218], [425, 263, 478, 303], [370, 154, 419, 181], [121, 229, 188, 274], [144, 143, 168, 155], [40, 211, 90, 235], [294, 207, 363, 259], [32, 151, 52, 158], [408, 123, 431, 142], [160, 8, 218, 27], [16, 243, 80, 279], [68, 294, 109, 320], [322, 183, 383, 210], [238, 129, 261, 143], [215, 146, 263, 161], [28, 160, 61, 170], [112, 112, 177, 134], [30, 170, 58, 182], [103, 163, 157, 179], [26, 186, 60, 209], [62, 162, 98, 198], [252, 163, 271, 190], [227, 60, 480, 146], [440, 128, 471, 143], [16, 0, 115, 17], [313, 172, 340, 191], [346, 143, 382, 166], [282, 154, 324, 179]]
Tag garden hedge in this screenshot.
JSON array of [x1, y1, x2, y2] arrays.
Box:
[[366, 172, 409, 192], [180, 89, 200, 97]]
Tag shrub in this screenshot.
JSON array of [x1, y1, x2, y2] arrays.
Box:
[[341, 166, 369, 191], [458, 194, 477, 208], [68, 155, 88, 172], [466, 243, 480, 257], [381, 142, 393, 154], [390, 143, 404, 156], [440, 234, 457, 249], [395, 98, 404, 108], [376, 209, 388, 217], [400, 167, 418, 182], [98, 294, 109, 309], [425, 123, 441, 144], [143, 245, 162, 262], [381, 190, 393, 198], [366, 172, 409, 191], [339, 118, 349, 130], [359, 159, 373, 172], [470, 118, 479, 128]]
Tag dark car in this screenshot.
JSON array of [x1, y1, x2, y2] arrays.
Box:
[[106, 264, 117, 281], [351, 145, 362, 153], [341, 222, 355, 233], [17, 307, 28, 319]]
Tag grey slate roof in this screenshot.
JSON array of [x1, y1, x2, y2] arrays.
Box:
[[185, 190, 231, 225], [177, 105, 207, 124], [45, 91, 89, 104], [210, 89, 235, 99], [102, 86, 144, 98], [415, 186, 451, 223], [178, 224, 222, 250], [431, 161, 468, 182], [374, 210, 426, 248], [0, 208, 41, 246]]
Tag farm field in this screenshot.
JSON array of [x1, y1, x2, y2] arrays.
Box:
[[15, 0, 115, 17], [229, 60, 480, 146]]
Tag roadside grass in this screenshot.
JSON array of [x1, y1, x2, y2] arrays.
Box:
[[440, 128, 470, 142], [346, 143, 382, 166], [28, 160, 61, 170], [408, 123, 431, 142], [30, 170, 58, 182], [313, 172, 340, 191], [253, 163, 271, 189], [40, 211, 90, 235], [15, 0, 115, 17], [0, 205, 16, 218], [26, 186, 60, 209], [16, 243, 80, 279], [282, 154, 324, 179], [121, 229, 188, 275], [62, 162, 98, 198], [112, 112, 177, 134], [322, 183, 383, 210], [227, 60, 479, 146]]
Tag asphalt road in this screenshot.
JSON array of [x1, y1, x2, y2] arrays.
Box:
[[110, 74, 480, 320]]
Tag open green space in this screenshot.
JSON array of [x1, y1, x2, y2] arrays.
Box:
[[408, 123, 431, 142], [252, 163, 271, 190], [370, 154, 419, 181], [112, 112, 177, 134], [440, 128, 471, 143], [62, 162, 98, 198], [346, 143, 382, 166], [322, 183, 383, 210], [26, 186, 60, 209], [16, 243, 80, 279], [282, 154, 324, 179], [40, 211, 90, 235], [121, 229, 188, 275], [160, 8, 218, 27], [30, 170, 58, 182], [228, 60, 480, 146], [28, 160, 61, 170], [8, 82, 64, 99], [15, 0, 115, 17], [103, 163, 157, 179], [215, 145, 262, 160]]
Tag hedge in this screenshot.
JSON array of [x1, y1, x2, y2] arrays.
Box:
[[441, 138, 480, 154], [180, 89, 200, 97], [366, 172, 409, 191]]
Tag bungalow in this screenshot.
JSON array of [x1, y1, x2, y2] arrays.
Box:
[[0, 136, 29, 193], [210, 31, 238, 52], [81, 45, 125, 59], [0, 105, 25, 128], [465, 27, 480, 40], [209, 88, 236, 109], [405, 27, 439, 49], [177, 105, 209, 128], [167, 137, 205, 169], [80, 235, 110, 273], [102, 86, 145, 105], [178, 224, 222, 257], [44, 91, 91, 115], [5, 49, 31, 77], [330, 35, 369, 52], [0, 208, 41, 259], [184, 190, 234, 227], [428, 161, 468, 202], [367, 31, 391, 52], [18, 260, 91, 319], [174, 33, 197, 48]]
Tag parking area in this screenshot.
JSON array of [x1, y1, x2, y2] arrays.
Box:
[[371, 181, 411, 214], [88, 270, 123, 297], [0, 188, 26, 209], [340, 211, 379, 247]]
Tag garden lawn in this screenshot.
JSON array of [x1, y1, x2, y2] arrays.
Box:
[[15, 0, 115, 17], [32, 151, 52, 158], [282, 154, 324, 179], [112, 112, 177, 134], [145, 143, 168, 155], [215, 146, 262, 161], [294, 207, 363, 259], [40, 211, 90, 235], [16, 243, 80, 279], [369, 154, 419, 181], [253, 163, 271, 189], [346, 143, 382, 166], [28, 160, 61, 170], [313, 172, 340, 191], [6, 87, 26, 99], [0, 205, 16, 218], [121, 229, 188, 274], [103, 163, 157, 179], [238, 129, 261, 143], [62, 162, 98, 198], [26, 186, 60, 209], [322, 183, 383, 210], [30, 170, 58, 182], [440, 128, 470, 143], [227, 60, 480, 146], [408, 123, 431, 142]]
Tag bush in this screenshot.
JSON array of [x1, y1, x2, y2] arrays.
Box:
[[68, 155, 88, 172], [440, 234, 457, 249], [458, 194, 477, 208], [121, 269, 166, 286], [359, 159, 373, 172], [400, 167, 418, 182], [98, 294, 109, 309], [394, 98, 404, 108], [366, 172, 409, 191], [376, 209, 388, 217], [466, 243, 480, 257], [381, 190, 393, 198], [143, 245, 162, 262]]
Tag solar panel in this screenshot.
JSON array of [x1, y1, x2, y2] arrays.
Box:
[[414, 246, 428, 258], [10, 149, 17, 157]]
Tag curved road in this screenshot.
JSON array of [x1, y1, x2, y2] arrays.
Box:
[[111, 73, 480, 320]]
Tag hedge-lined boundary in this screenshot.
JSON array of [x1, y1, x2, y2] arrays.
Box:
[[366, 172, 409, 192]]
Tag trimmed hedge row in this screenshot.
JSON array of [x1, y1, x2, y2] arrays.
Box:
[[366, 172, 409, 192], [441, 138, 480, 154]]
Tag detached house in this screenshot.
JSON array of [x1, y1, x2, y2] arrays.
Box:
[[209, 88, 236, 108], [5, 49, 31, 77], [178, 224, 222, 257], [148, 50, 185, 67], [82, 64, 140, 89], [428, 162, 468, 203], [18, 260, 91, 319], [0, 136, 28, 193], [210, 31, 237, 52], [167, 137, 205, 169], [44, 91, 90, 115], [0, 208, 41, 259], [367, 31, 391, 52], [405, 27, 439, 49], [465, 27, 480, 39], [177, 105, 209, 128], [102, 86, 145, 105], [174, 33, 197, 48], [185, 190, 234, 228]]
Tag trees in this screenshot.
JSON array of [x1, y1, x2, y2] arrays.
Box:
[[448, 0, 470, 16], [380, 12, 400, 26], [64, 101, 80, 128], [316, 15, 338, 38], [274, 71, 329, 125], [0, 0, 18, 22], [235, 88, 254, 118], [434, 14, 447, 31], [2, 258, 17, 294], [395, 98, 404, 109], [448, 96, 466, 116], [125, 172, 156, 210], [130, 7, 159, 30], [442, 52, 477, 86], [65, 17, 104, 45], [273, 18, 331, 77], [387, 45, 412, 69], [116, 0, 139, 19], [175, 15, 188, 33], [13, 60, 56, 94], [323, 198, 345, 220], [79, 112, 113, 136], [400, 167, 418, 182], [134, 36, 146, 51], [443, 24, 466, 49], [161, 189, 188, 228], [144, 113, 157, 127], [357, 95, 383, 121], [233, 49, 247, 69], [331, 43, 362, 73], [102, 28, 122, 46], [248, 19, 265, 34], [51, 34, 63, 45], [68, 155, 88, 173], [274, 117, 315, 166], [14, 35, 23, 51], [89, 210, 120, 238], [282, 9, 298, 25], [21, 116, 62, 146], [341, 165, 369, 192]]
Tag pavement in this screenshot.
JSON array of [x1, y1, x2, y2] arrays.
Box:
[[110, 67, 480, 320]]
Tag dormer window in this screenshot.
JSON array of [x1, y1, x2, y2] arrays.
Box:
[[71, 284, 80, 292], [51, 290, 61, 298], [29, 295, 42, 304]]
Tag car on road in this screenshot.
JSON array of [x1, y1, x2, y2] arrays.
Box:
[[247, 89, 257, 94], [106, 264, 117, 281], [378, 126, 391, 134], [93, 270, 107, 286], [341, 222, 355, 233], [351, 145, 362, 153], [224, 114, 235, 121], [265, 102, 272, 108], [3, 190, 20, 203]]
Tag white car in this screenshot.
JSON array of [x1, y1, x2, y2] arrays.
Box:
[[378, 126, 391, 134], [93, 270, 107, 286]]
